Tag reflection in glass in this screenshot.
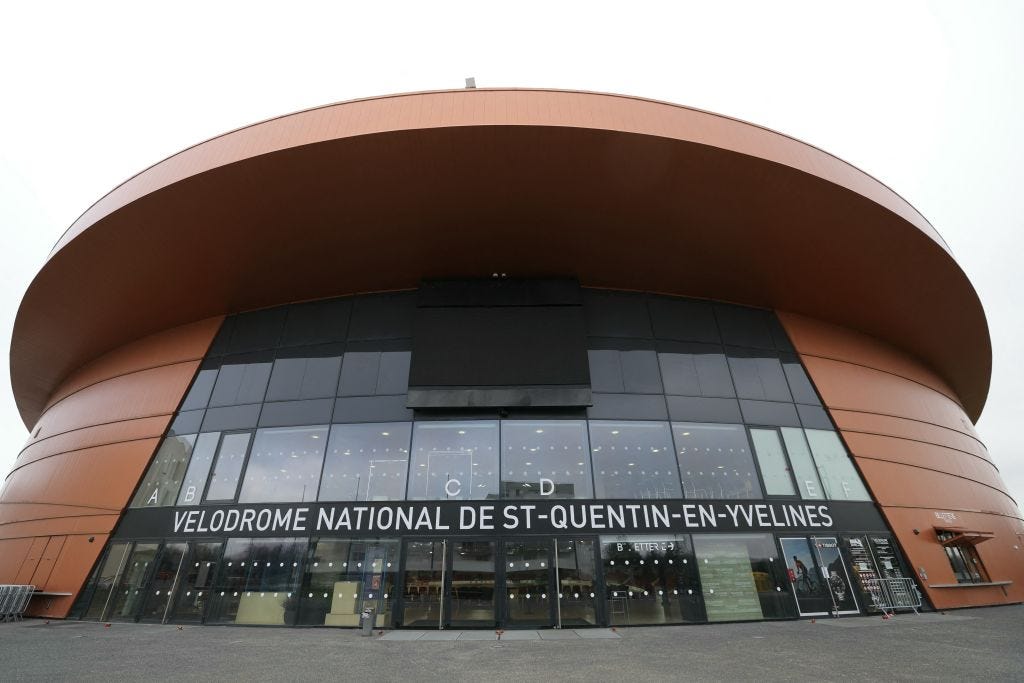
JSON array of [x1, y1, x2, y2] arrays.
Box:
[[673, 423, 760, 499], [556, 539, 599, 626], [804, 430, 871, 501], [590, 421, 682, 499], [727, 354, 792, 402], [659, 350, 735, 398], [401, 540, 445, 627], [208, 361, 272, 407], [130, 435, 196, 508], [107, 543, 159, 621], [749, 429, 796, 496], [318, 423, 410, 502], [449, 540, 496, 628], [501, 421, 592, 499], [297, 539, 400, 627], [238, 426, 328, 503], [81, 542, 131, 620], [171, 542, 223, 622], [407, 422, 499, 500], [601, 535, 703, 625], [504, 540, 553, 627], [138, 543, 187, 623], [204, 432, 252, 501], [692, 534, 794, 622], [780, 428, 824, 500], [207, 538, 307, 625], [176, 433, 220, 505]]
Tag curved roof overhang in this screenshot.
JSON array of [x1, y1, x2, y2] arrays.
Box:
[[11, 88, 991, 427]]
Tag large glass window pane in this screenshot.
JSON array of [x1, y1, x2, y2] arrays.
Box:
[[673, 423, 761, 499], [81, 542, 131, 620], [504, 540, 553, 627], [448, 540, 496, 628], [138, 543, 188, 623], [659, 347, 736, 399], [727, 353, 792, 402], [749, 428, 796, 496], [297, 539, 400, 627], [107, 543, 160, 621], [601, 535, 704, 625], [130, 435, 196, 508], [692, 534, 794, 622], [204, 432, 252, 502], [501, 421, 592, 499], [238, 426, 329, 503], [407, 421, 499, 501], [208, 360, 272, 407], [780, 428, 824, 500], [176, 433, 220, 506], [207, 538, 307, 625], [400, 540, 445, 628], [319, 423, 411, 502], [556, 538, 599, 626], [171, 542, 222, 622], [590, 421, 682, 500], [804, 430, 871, 501]]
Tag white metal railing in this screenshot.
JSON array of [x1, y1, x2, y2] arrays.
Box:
[[0, 585, 36, 622], [862, 578, 921, 616]]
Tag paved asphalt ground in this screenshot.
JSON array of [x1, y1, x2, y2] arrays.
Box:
[[2, 605, 1022, 682]]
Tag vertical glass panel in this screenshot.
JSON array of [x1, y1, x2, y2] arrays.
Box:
[[107, 543, 160, 621], [138, 543, 188, 623], [407, 421, 499, 501], [727, 354, 792, 402], [297, 539, 400, 627], [208, 538, 307, 625], [338, 352, 380, 396], [180, 369, 218, 411], [672, 423, 761, 499], [782, 360, 820, 405], [749, 429, 796, 496], [692, 534, 793, 622], [204, 432, 252, 502], [804, 430, 871, 501], [621, 350, 663, 394], [376, 351, 411, 395], [266, 354, 342, 401], [208, 361, 272, 407], [130, 435, 196, 508], [400, 540, 445, 628], [318, 423, 411, 502], [82, 542, 131, 620], [556, 538, 598, 626], [589, 421, 682, 500], [781, 536, 834, 615], [171, 541, 222, 622], [588, 350, 625, 393], [659, 350, 736, 398], [601, 535, 704, 625], [504, 540, 553, 627], [780, 428, 824, 500], [238, 426, 328, 503], [448, 540, 496, 628], [176, 433, 220, 506], [813, 537, 859, 613], [501, 421, 592, 500]]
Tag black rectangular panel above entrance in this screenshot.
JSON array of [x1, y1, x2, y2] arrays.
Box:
[[407, 278, 591, 409], [113, 499, 888, 540]]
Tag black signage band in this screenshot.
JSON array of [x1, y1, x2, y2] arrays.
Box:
[[114, 499, 887, 540]]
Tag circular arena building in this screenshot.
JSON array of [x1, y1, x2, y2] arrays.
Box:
[[2, 88, 1021, 628]]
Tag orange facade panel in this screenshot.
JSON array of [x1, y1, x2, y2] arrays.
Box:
[[13, 415, 170, 472], [832, 410, 990, 463]]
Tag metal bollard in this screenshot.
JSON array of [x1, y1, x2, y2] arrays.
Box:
[[360, 607, 375, 636]]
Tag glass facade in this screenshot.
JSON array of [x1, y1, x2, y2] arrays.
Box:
[[84, 289, 903, 629]]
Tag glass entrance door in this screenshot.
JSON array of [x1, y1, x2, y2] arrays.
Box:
[[504, 539, 555, 628], [448, 540, 496, 628], [400, 540, 446, 628], [554, 538, 600, 627]]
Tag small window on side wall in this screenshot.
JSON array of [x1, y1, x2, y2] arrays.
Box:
[[936, 532, 991, 584]]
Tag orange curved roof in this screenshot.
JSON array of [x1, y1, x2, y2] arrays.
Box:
[[11, 88, 991, 426]]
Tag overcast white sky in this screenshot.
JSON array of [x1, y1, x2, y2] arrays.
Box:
[[1, 1, 1021, 511]]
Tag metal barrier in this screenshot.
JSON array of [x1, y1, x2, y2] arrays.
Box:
[[0, 585, 36, 622], [862, 578, 921, 616]]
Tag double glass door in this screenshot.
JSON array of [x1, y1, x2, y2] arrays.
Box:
[[780, 536, 859, 616], [399, 537, 599, 629]]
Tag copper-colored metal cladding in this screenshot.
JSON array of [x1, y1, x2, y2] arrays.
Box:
[[2, 89, 1018, 615], [781, 313, 1024, 608], [0, 318, 220, 617], [12, 89, 989, 430]]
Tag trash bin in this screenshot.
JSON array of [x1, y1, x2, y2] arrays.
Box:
[[360, 607, 375, 636]]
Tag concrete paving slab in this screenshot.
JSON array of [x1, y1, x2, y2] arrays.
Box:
[[537, 629, 580, 640], [379, 630, 425, 640], [498, 630, 540, 640], [457, 631, 499, 640], [417, 631, 462, 641], [574, 629, 620, 639]]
